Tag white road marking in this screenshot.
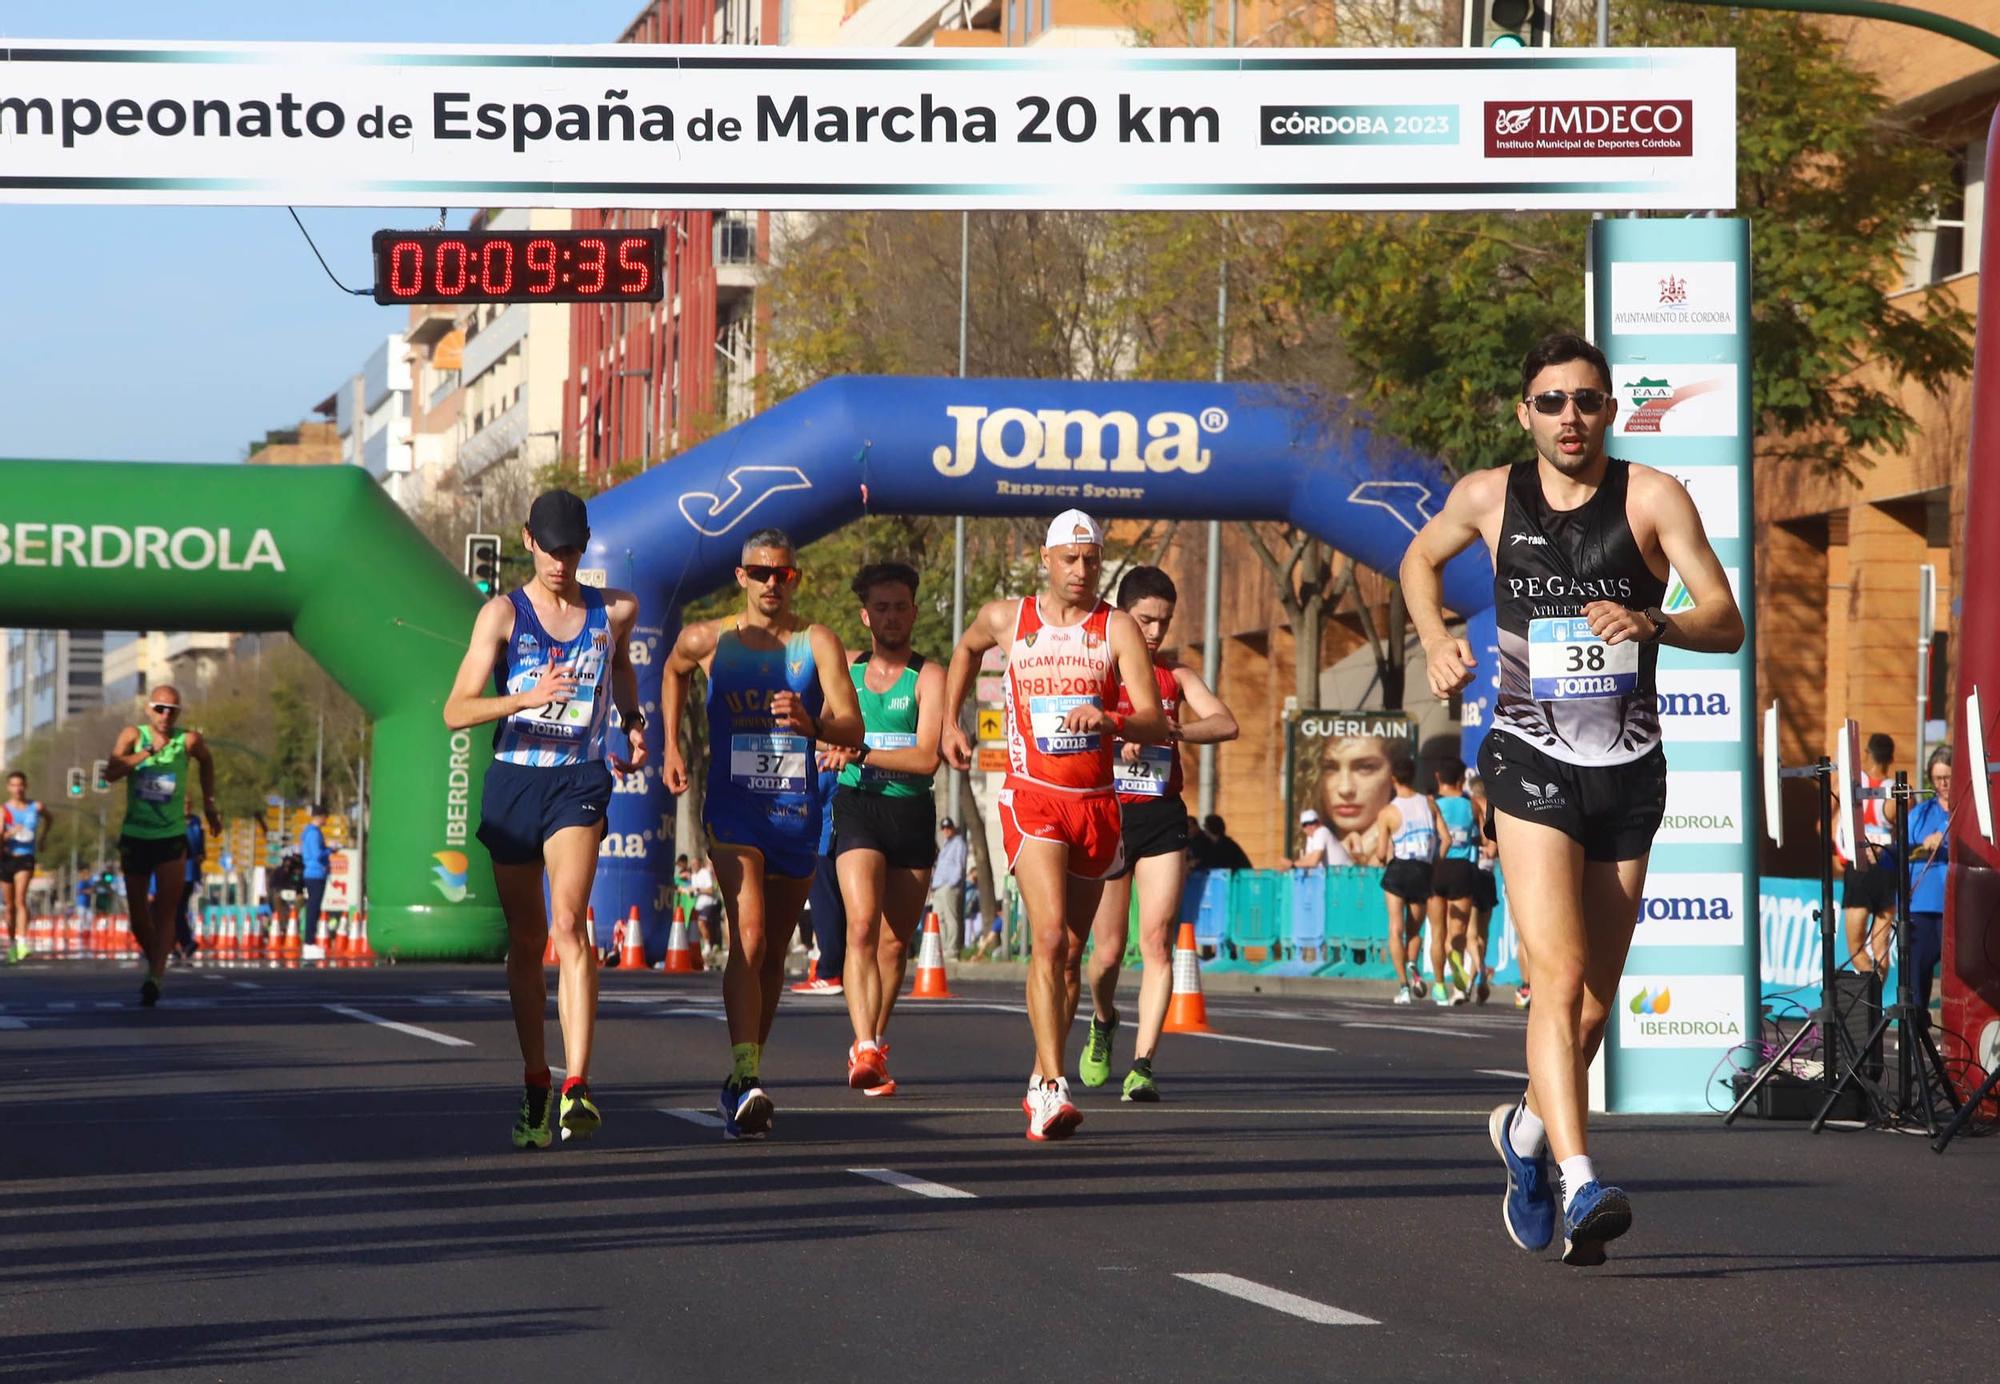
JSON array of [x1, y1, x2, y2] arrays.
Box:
[[1478, 1069, 1531, 1080], [1340, 1021, 1484, 1041], [0, 1017, 28, 1029], [1175, 1273, 1378, 1326], [233, 981, 261, 990], [48, 1002, 76, 1011], [848, 1167, 977, 1199], [322, 1005, 473, 1047], [659, 1106, 725, 1128], [1188, 1032, 1338, 1054]]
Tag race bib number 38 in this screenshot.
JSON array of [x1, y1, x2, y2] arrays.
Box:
[[1528, 617, 1638, 701], [731, 733, 809, 794], [1028, 695, 1101, 755]]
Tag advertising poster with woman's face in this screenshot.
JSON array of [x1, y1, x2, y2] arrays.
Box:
[[1289, 711, 1418, 858]]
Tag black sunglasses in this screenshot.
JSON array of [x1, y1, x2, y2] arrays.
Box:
[[1526, 388, 1610, 416], [742, 564, 798, 585]]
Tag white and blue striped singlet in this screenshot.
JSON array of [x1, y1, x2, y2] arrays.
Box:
[[1390, 792, 1439, 862], [491, 587, 612, 768]]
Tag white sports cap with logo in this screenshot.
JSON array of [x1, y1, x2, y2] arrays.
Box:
[[1044, 508, 1105, 550]]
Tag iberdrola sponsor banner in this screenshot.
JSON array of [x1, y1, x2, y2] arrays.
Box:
[[0, 42, 1736, 210], [1593, 217, 1757, 1114]]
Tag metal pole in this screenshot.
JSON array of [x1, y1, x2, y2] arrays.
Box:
[[313, 709, 324, 806], [1596, 0, 1609, 45], [950, 212, 969, 819], [1200, 226, 1227, 818]]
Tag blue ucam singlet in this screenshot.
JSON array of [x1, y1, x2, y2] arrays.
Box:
[[4, 801, 41, 857], [1437, 795, 1478, 863], [703, 623, 825, 879], [491, 587, 612, 768]]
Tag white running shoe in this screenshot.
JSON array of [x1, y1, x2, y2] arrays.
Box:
[[1025, 1077, 1081, 1141], [1393, 986, 1413, 1005], [1450, 986, 1469, 1006]]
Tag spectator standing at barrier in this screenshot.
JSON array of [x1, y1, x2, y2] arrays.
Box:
[[1292, 809, 1348, 869], [3, 772, 50, 964], [830, 561, 945, 1098], [931, 817, 967, 950], [1428, 761, 1483, 1005], [299, 803, 332, 961], [662, 526, 864, 1141], [798, 758, 846, 994], [1403, 330, 1742, 1266], [175, 812, 204, 962], [103, 686, 222, 1007], [1193, 814, 1253, 872], [943, 509, 1168, 1140], [1839, 732, 1899, 975], [1369, 755, 1442, 1005], [1073, 565, 1239, 1104], [444, 488, 647, 1151], [1887, 746, 1952, 1020]]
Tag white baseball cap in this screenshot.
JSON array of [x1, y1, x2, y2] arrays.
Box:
[[1044, 508, 1104, 551], [1299, 809, 1320, 825]]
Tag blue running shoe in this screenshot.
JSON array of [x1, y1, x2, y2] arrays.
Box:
[[1560, 1181, 1632, 1267], [1487, 1102, 1556, 1252], [719, 1076, 773, 1141]]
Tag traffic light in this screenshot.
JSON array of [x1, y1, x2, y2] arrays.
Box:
[[91, 759, 109, 793], [66, 767, 84, 798], [463, 533, 502, 596], [1465, 0, 1552, 48]]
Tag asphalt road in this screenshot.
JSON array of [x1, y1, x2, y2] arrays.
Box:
[[2, 958, 1996, 1383]]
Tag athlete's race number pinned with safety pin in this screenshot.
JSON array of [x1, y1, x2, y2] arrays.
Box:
[[731, 732, 809, 793], [1028, 695, 1101, 755], [1113, 744, 1175, 797], [1528, 617, 1638, 701]]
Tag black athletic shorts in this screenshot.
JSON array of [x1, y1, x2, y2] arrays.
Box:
[[476, 759, 613, 867], [1477, 731, 1667, 863], [1431, 857, 1479, 901], [1843, 859, 1896, 914], [1382, 858, 1434, 902], [0, 855, 34, 883], [1471, 868, 1499, 912], [1111, 794, 1190, 879], [832, 787, 938, 870], [119, 833, 187, 878]]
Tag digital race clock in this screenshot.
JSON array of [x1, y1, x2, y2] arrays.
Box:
[[370, 228, 665, 306]]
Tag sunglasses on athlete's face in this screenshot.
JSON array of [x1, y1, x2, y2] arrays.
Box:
[[743, 564, 798, 586], [149, 703, 181, 716], [1526, 388, 1611, 416]]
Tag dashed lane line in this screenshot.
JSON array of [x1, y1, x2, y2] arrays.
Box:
[[848, 1167, 977, 1199], [322, 1004, 473, 1048], [1175, 1273, 1379, 1326]]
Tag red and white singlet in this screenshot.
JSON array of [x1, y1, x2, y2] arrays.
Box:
[[1001, 596, 1118, 794], [1113, 661, 1183, 805]]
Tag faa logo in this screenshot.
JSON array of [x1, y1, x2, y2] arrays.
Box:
[[1629, 987, 1672, 1016], [432, 850, 470, 903]]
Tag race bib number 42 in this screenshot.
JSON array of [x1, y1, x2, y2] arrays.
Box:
[[1028, 695, 1101, 755], [1528, 617, 1638, 701], [731, 733, 809, 794], [1113, 744, 1174, 797]]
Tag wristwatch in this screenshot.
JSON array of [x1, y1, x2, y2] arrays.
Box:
[[622, 708, 647, 732], [1639, 607, 1669, 644], [854, 743, 873, 766]]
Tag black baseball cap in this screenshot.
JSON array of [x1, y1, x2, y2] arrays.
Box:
[[527, 489, 590, 552]]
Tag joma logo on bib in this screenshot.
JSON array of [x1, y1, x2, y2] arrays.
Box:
[[931, 406, 1219, 478]]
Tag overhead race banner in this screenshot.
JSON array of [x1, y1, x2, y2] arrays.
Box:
[[0, 41, 1736, 210]]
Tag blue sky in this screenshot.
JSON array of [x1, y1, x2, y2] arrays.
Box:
[[0, 2, 647, 463]]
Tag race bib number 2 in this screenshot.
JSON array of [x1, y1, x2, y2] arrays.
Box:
[[1028, 695, 1101, 755], [1527, 617, 1638, 701], [731, 733, 809, 794]]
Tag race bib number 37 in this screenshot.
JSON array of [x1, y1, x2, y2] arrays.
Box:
[[1528, 617, 1638, 701], [731, 733, 809, 794], [1028, 695, 1101, 755]]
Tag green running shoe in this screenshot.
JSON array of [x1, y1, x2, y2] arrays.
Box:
[[512, 1084, 553, 1150], [9, 941, 29, 963], [559, 1084, 602, 1143], [1447, 949, 1471, 992], [139, 976, 161, 1008], [1079, 1016, 1117, 1087], [1121, 1066, 1160, 1103]]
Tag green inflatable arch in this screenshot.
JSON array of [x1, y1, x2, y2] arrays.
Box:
[[0, 461, 499, 959]]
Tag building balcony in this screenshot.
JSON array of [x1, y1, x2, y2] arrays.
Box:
[[457, 397, 528, 480], [836, 0, 981, 47], [715, 214, 760, 306], [460, 304, 528, 385]]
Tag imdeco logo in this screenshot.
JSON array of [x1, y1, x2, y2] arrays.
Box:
[[1483, 99, 1694, 158]]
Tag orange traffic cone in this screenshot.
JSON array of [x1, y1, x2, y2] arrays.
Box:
[[1162, 921, 1213, 1034], [282, 909, 302, 966], [355, 907, 376, 965], [662, 906, 697, 973], [620, 906, 647, 970], [908, 908, 953, 999]]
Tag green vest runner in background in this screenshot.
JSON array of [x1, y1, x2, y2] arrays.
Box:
[[122, 727, 188, 841], [838, 653, 930, 800]]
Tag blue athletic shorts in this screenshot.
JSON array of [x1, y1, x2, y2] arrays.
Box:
[[476, 759, 613, 867], [704, 789, 818, 880]]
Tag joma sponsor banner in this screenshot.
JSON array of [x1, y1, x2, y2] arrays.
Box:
[[1632, 871, 1745, 948], [0, 42, 1735, 210]]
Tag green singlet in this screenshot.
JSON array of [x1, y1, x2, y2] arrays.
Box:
[[121, 726, 189, 841], [838, 652, 930, 800]]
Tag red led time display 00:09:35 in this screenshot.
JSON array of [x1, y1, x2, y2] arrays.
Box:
[[369, 229, 666, 305]]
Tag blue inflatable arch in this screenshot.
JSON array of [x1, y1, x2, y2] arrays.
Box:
[[580, 375, 1495, 950]]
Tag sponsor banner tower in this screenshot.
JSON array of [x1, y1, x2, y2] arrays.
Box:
[[1592, 217, 1758, 1112]]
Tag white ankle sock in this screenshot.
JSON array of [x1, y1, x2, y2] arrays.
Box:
[[1558, 1155, 1597, 1209], [856, 1038, 878, 1053], [1508, 1099, 1547, 1159]]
